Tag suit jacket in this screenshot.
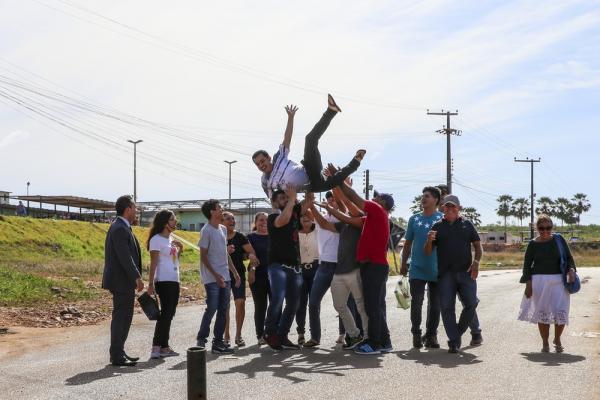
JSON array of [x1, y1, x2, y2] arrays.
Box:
[[102, 217, 142, 293]]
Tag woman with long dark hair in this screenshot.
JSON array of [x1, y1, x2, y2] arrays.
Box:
[[147, 210, 183, 359], [246, 212, 270, 345]]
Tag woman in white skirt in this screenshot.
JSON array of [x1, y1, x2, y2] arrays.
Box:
[[518, 215, 576, 353]]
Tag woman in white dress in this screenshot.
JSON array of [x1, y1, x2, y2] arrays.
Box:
[[518, 215, 576, 353]]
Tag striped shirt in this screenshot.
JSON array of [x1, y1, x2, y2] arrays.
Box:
[[261, 144, 309, 197]]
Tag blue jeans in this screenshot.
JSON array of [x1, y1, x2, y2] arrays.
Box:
[[459, 294, 482, 335], [360, 263, 390, 349], [438, 271, 478, 346], [296, 261, 318, 334], [409, 279, 440, 337], [265, 263, 303, 338], [196, 281, 231, 344], [308, 261, 336, 342]]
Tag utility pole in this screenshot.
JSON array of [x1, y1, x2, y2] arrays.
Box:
[[514, 157, 541, 240], [363, 169, 372, 199], [427, 110, 461, 193], [127, 140, 143, 203], [224, 160, 237, 209], [26, 181, 30, 214]]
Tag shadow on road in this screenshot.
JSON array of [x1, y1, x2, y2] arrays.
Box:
[[396, 348, 482, 369], [204, 346, 384, 383], [65, 359, 165, 386], [520, 352, 586, 366]]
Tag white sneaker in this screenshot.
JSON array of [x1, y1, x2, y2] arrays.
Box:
[[150, 345, 161, 359]]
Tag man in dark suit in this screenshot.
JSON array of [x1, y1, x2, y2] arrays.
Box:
[[102, 195, 144, 366]]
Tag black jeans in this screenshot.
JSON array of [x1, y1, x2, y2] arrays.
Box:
[[296, 261, 318, 334], [302, 109, 360, 192], [360, 263, 390, 349], [152, 281, 180, 347], [250, 276, 270, 339], [109, 290, 135, 360], [409, 279, 440, 337]]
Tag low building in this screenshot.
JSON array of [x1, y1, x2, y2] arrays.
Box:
[[0, 191, 10, 205], [479, 231, 520, 244]]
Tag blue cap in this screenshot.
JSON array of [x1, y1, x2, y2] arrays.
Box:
[[373, 190, 395, 211]]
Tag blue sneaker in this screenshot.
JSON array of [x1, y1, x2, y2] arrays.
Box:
[[380, 344, 393, 353], [354, 343, 381, 355]]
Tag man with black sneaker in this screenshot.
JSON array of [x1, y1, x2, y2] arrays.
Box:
[[425, 195, 483, 353], [401, 187, 443, 349], [264, 188, 310, 350], [437, 184, 484, 346]]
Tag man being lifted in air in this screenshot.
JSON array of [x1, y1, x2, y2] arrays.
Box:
[[253, 94, 366, 197]]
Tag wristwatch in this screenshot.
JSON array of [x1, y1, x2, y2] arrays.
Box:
[[249, 266, 257, 271]]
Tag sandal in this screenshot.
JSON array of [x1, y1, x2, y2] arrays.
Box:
[[541, 344, 550, 353], [327, 93, 342, 113], [553, 339, 564, 353], [235, 337, 246, 347]]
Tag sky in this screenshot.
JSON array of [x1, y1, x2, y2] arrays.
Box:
[[1, 0, 599, 225]]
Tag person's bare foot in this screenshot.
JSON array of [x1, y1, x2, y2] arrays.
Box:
[[355, 149, 366, 162], [328, 94, 342, 113]]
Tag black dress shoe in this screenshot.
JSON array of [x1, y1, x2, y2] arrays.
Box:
[[111, 358, 137, 367], [124, 353, 140, 362]]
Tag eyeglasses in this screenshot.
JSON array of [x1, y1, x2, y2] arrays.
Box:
[[537, 225, 552, 231]]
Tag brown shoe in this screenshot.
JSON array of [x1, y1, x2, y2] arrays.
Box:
[[327, 94, 342, 113]]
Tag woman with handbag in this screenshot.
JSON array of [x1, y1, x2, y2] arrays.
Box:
[[147, 210, 183, 359], [518, 214, 577, 353]]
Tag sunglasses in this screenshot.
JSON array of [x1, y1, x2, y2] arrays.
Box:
[[537, 225, 552, 231]]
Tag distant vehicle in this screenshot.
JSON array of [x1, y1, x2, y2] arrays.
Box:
[[569, 237, 582, 242]]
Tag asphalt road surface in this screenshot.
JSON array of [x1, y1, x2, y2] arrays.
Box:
[[1, 268, 599, 400]]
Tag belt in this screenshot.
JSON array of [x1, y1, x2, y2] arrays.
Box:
[[300, 260, 318, 270], [281, 264, 302, 274]]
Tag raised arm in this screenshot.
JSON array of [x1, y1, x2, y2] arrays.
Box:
[[274, 188, 298, 228], [310, 204, 336, 232], [282, 105, 298, 150], [339, 181, 366, 211], [317, 202, 364, 229], [333, 185, 362, 217]]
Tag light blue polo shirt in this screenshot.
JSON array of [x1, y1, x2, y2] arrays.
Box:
[[405, 211, 443, 281]]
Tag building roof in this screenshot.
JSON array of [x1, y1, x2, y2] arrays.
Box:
[[14, 195, 114, 211]]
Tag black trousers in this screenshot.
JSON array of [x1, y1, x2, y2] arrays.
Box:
[[109, 290, 135, 360], [360, 263, 390, 349], [250, 276, 270, 339], [152, 281, 180, 347], [303, 109, 360, 192], [409, 279, 440, 337]]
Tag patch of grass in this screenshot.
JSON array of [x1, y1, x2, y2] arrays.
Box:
[[0, 265, 98, 306]]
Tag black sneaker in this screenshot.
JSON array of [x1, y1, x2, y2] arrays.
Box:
[[342, 335, 363, 350], [423, 335, 440, 349], [413, 334, 423, 348], [447, 341, 460, 354], [280, 337, 301, 350], [470, 333, 483, 346], [265, 334, 283, 351], [212, 342, 234, 355]]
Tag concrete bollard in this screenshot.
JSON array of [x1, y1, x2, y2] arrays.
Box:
[[187, 346, 207, 400]]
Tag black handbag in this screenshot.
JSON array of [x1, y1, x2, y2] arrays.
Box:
[[138, 292, 161, 320]]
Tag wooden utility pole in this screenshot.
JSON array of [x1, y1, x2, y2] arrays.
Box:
[[514, 157, 541, 240]]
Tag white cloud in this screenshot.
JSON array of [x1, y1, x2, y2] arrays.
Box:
[[0, 130, 30, 147]]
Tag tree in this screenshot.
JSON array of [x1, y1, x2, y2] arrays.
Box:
[[554, 197, 577, 227], [390, 216, 408, 229], [511, 197, 530, 227], [536, 196, 555, 216], [571, 193, 591, 226], [462, 207, 482, 227], [496, 194, 513, 226], [409, 195, 422, 214]]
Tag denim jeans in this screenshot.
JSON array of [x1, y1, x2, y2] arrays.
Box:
[[409, 279, 440, 337], [459, 293, 482, 335], [360, 263, 390, 349], [250, 276, 270, 339], [302, 109, 360, 192], [296, 261, 318, 335], [308, 261, 336, 342], [197, 281, 231, 344], [438, 270, 478, 346], [265, 263, 303, 338]]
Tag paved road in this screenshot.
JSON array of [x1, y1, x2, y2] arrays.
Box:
[[1, 269, 599, 400]]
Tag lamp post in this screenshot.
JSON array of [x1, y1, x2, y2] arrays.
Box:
[[224, 160, 237, 209], [26, 181, 30, 213], [127, 140, 143, 203]]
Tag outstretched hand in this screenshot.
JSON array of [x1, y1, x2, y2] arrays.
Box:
[[324, 163, 339, 178], [285, 105, 298, 118]]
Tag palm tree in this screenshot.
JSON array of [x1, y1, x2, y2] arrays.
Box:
[[571, 193, 591, 226], [462, 207, 482, 226], [511, 197, 530, 227], [410, 195, 422, 214], [554, 197, 577, 227], [537, 196, 555, 216], [496, 195, 513, 241]]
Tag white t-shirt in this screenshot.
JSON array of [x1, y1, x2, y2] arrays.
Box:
[[198, 223, 230, 285], [316, 213, 340, 263], [149, 234, 180, 282], [261, 144, 310, 197], [299, 229, 319, 264]]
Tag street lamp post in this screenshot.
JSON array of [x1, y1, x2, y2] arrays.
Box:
[[127, 140, 143, 203], [26, 181, 30, 214], [224, 160, 237, 210]]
